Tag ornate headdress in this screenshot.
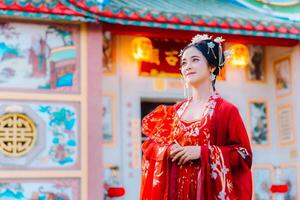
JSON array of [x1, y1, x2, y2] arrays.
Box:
[[179, 34, 232, 68]]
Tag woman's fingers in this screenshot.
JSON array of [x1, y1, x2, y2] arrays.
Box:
[[172, 150, 185, 162], [171, 146, 201, 164], [178, 154, 187, 165], [170, 146, 184, 158], [182, 155, 191, 165], [178, 152, 190, 165]]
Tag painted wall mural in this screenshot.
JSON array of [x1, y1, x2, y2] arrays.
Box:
[[0, 102, 79, 169], [0, 22, 80, 93], [248, 100, 270, 147], [0, 179, 79, 200], [253, 165, 273, 200], [280, 165, 298, 200]]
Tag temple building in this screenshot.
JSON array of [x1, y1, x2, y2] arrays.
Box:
[[0, 0, 299, 199]]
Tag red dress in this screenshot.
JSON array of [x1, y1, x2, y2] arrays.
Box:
[[140, 93, 252, 200]]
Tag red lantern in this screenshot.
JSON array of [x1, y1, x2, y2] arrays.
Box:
[[107, 187, 126, 197], [270, 184, 289, 193], [132, 37, 153, 61], [229, 44, 249, 68]]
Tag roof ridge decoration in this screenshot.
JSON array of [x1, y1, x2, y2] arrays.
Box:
[[0, 0, 100, 22], [0, 0, 299, 39], [236, 0, 300, 22]]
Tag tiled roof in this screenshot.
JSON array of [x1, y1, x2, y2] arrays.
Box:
[[0, 0, 299, 39]]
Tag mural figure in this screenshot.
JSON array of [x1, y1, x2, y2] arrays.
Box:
[[39, 106, 77, 165], [0, 23, 79, 91]]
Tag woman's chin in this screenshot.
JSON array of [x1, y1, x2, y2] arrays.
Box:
[[186, 78, 207, 87], [186, 78, 200, 85]]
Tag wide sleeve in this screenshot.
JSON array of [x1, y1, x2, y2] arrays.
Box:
[[221, 105, 252, 168], [141, 105, 175, 160], [140, 105, 174, 200], [198, 104, 252, 200]]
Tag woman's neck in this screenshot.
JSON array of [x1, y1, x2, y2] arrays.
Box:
[[191, 80, 214, 103]]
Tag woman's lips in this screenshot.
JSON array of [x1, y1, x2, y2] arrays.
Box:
[[186, 72, 196, 76]]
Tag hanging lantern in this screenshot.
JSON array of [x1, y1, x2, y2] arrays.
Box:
[[270, 184, 289, 193], [132, 37, 153, 61], [229, 44, 249, 68]]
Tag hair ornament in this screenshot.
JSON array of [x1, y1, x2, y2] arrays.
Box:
[[207, 41, 217, 59], [214, 36, 225, 43], [179, 49, 184, 57], [207, 41, 215, 49], [180, 34, 230, 67], [224, 49, 233, 59], [190, 34, 212, 45]]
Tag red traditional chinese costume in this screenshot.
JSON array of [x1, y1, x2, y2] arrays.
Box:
[[140, 93, 252, 200]]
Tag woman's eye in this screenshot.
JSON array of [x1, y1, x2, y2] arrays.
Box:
[[181, 62, 186, 67], [192, 58, 199, 62]]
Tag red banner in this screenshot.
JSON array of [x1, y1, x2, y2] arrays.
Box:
[[139, 38, 226, 80], [139, 39, 187, 78]]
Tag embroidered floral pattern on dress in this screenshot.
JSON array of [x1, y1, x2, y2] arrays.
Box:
[[142, 105, 175, 145], [209, 145, 232, 200], [153, 162, 164, 186], [235, 147, 250, 160], [142, 159, 150, 177], [176, 92, 220, 123], [172, 92, 221, 146]]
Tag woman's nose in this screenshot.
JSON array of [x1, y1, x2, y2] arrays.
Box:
[[180, 63, 191, 72], [184, 65, 192, 71]]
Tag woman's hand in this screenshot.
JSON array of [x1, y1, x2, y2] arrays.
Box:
[[171, 146, 201, 165], [169, 143, 183, 159]]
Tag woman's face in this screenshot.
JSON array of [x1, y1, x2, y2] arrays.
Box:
[[181, 46, 211, 86]]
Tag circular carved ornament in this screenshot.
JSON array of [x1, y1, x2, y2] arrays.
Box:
[[0, 113, 37, 157]]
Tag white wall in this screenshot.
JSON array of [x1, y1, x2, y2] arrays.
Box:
[[103, 35, 300, 200]]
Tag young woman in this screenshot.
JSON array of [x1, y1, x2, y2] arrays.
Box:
[[140, 34, 252, 200]]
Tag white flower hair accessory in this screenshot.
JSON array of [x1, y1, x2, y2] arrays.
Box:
[[207, 41, 215, 49], [214, 36, 225, 43], [207, 41, 217, 59], [190, 34, 212, 45], [179, 49, 184, 57]]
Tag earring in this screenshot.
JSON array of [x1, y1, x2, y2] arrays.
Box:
[[210, 73, 216, 81]]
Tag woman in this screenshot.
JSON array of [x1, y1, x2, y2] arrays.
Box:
[[140, 34, 252, 200]]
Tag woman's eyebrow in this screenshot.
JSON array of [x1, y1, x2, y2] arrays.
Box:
[[182, 55, 200, 60]]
